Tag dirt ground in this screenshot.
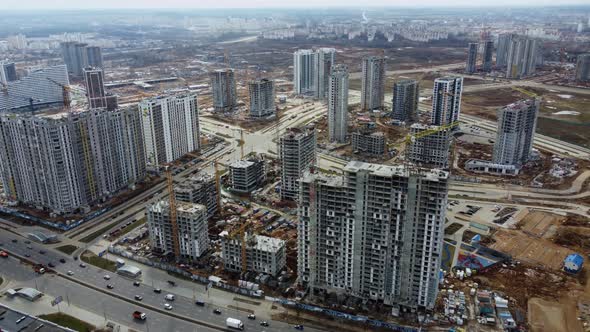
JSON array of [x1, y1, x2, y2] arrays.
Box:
[[517, 211, 564, 238], [528, 297, 581, 332], [489, 229, 575, 271]]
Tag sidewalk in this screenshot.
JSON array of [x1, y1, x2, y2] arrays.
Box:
[[0, 292, 133, 332]]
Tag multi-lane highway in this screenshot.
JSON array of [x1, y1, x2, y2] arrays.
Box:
[[0, 227, 319, 332]]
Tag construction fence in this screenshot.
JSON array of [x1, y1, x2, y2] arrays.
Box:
[[0, 206, 109, 231]]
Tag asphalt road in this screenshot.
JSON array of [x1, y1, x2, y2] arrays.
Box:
[[0, 230, 319, 332]]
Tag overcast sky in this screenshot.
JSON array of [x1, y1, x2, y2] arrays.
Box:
[[3, 0, 589, 10]]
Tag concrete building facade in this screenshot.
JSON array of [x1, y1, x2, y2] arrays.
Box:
[[0, 65, 69, 112], [431, 76, 463, 126], [465, 43, 478, 74], [481, 40, 494, 72], [506, 36, 539, 79], [147, 200, 210, 261], [351, 131, 385, 156], [139, 93, 200, 166], [407, 123, 451, 169], [0, 61, 17, 84], [0, 107, 146, 214], [576, 53, 590, 82], [492, 99, 540, 168], [249, 79, 275, 118], [293, 49, 316, 96], [298, 161, 449, 310], [222, 233, 286, 276], [175, 174, 218, 219], [60, 42, 103, 77], [496, 34, 515, 68], [328, 64, 349, 143], [210, 69, 237, 112], [279, 127, 316, 201], [229, 157, 266, 194], [392, 79, 419, 123], [360, 56, 386, 111], [83, 67, 117, 111], [85, 46, 103, 69], [314, 48, 336, 100]]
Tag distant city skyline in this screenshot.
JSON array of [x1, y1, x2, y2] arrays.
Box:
[[3, 0, 590, 10]]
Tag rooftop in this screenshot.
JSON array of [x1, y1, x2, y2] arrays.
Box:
[[230, 160, 255, 169], [252, 235, 285, 252], [0, 303, 73, 332]]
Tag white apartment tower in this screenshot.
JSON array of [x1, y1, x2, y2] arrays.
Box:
[[360, 56, 386, 111], [493, 99, 540, 168], [506, 36, 539, 79], [139, 93, 200, 166], [147, 200, 210, 261], [293, 49, 316, 95], [210, 69, 237, 112], [298, 161, 449, 310], [0, 108, 146, 214], [279, 127, 316, 201], [328, 64, 349, 143], [392, 79, 419, 123], [249, 79, 275, 118], [314, 48, 336, 100], [431, 76, 463, 126]]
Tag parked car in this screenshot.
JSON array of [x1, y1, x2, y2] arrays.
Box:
[[153, 288, 162, 294], [135, 295, 143, 301], [103, 275, 111, 280], [213, 309, 221, 315]]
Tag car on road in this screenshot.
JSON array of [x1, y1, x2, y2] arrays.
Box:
[[48, 262, 55, 267], [153, 288, 162, 294], [27, 246, 32, 249], [248, 314, 256, 320], [0, 251, 8, 258], [165, 294, 175, 301], [106, 284, 114, 289], [135, 295, 143, 301], [24, 240, 30, 244], [133, 281, 140, 287], [59, 258, 66, 263], [260, 321, 269, 327], [79, 263, 86, 268], [39, 250, 46, 254], [11, 239, 17, 243], [164, 303, 173, 310], [67, 271, 74, 276], [213, 309, 221, 315], [25, 253, 30, 257], [167, 280, 176, 286], [195, 300, 205, 306], [294, 325, 304, 330], [104, 275, 111, 280]]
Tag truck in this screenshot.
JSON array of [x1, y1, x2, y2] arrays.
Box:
[[132, 311, 146, 320], [226, 317, 244, 330]]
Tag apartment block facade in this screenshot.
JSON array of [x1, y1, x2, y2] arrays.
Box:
[[506, 36, 539, 79], [298, 161, 449, 310], [493, 99, 539, 168], [279, 127, 316, 200], [222, 233, 286, 276], [174, 174, 218, 219], [139, 93, 200, 166], [391, 79, 419, 123], [465, 43, 478, 74], [314, 48, 336, 100], [229, 158, 266, 194], [431, 76, 463, 126], [407, 123, 451, 169], [360, 56, 386, 111], [210, 69, 237, 112], [147, 200, 210, 261], [0, 107, 146, 214], [328, 64, 349, 143], [351, 131, 385, 156], [249, 79, 275, 118]]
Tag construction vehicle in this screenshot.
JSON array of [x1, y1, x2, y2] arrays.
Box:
[[132, 311, 147, 320]]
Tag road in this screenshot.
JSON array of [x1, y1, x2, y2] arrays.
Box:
[[0, 231, 321, 332]]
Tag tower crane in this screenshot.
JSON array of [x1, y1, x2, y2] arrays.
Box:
[[46, 78, 86, 109], [394, 121, 460, 160], [165, 165, 181, 262]]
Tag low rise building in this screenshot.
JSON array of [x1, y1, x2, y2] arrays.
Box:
[[174, 174, 218, 219], [222, 233, 286, 276], [229, 157, 266, 194], [147, 201, 209, 261], [351, 130, 385, 156]]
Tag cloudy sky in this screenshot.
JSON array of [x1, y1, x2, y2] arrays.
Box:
[[3, 0, 589, 10]]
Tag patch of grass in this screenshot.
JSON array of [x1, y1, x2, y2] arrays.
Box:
[[116, 218, 146, 238], [55, 245, 78, 255], [38, 313, 95, 332], [80, 250, 117, 272], [79, 222, 119, 243]]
